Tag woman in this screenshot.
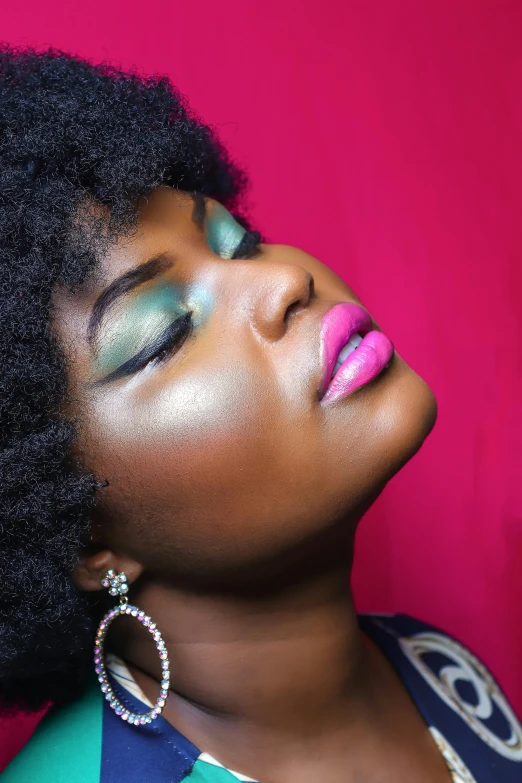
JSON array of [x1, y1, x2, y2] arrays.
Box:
[[0, 47, 520, 783]]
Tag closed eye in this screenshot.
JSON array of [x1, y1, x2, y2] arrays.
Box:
[[91, 312, 192, 385], [203, 197, 262, 261], [232, 230, 262, 260]]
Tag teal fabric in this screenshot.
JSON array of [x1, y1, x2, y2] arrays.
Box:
[[1, 679, 103, 783]]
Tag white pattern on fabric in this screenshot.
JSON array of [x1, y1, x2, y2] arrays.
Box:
[[197, 753, 257, 781], [106, 653, 154, 707], [399, 631, 522, 761], [429, 727, 478, 783]]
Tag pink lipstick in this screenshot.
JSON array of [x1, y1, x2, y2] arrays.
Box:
[[320, 303, 394, 404]]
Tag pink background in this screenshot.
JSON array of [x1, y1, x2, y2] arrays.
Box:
[[1, 0, 521, 768]]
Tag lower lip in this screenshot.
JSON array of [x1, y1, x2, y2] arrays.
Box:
[[322, 329, 394, 405]]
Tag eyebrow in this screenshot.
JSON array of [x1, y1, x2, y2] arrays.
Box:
[[87, 194, 207, 347]]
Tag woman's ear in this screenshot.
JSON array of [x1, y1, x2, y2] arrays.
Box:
[[73, 543, 144, 592]]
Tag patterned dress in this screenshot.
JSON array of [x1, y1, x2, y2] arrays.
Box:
[[3, 615, 521, 781]]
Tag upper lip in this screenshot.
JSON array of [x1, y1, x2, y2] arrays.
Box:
[[318, 302, 373, 397]]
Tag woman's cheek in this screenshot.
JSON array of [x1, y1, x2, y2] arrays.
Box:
[[89, 361, 264, 447]]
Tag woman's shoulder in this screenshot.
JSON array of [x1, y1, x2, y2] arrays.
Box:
[[1, 679, 103, 782], [359, 612, 522, 781]]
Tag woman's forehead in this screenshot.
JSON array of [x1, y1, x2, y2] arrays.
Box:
[[96, 188, 196, 283], [64, 188, 194, 303]]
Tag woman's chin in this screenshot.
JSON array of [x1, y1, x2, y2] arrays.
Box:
[[375, 353, 438, 478], [336, 351, 437, 493]]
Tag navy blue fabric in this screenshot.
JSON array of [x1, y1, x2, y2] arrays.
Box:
[[101, 675, 200, 783], [360, 614, 522, 781]]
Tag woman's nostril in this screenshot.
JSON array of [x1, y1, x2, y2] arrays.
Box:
[[307, 273, 315, 302], [284, 274, 313, 323], [253, 266, 314, 340], [284, 299, 303, 323]]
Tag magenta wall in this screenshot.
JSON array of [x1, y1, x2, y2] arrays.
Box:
[[1, 0, 521, 768]]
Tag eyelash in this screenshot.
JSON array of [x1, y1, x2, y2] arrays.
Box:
[[231, 229, 262, 260], [146, 316, 193, 368], [103, 230, 262, 382], [99, 312, 192, 383]]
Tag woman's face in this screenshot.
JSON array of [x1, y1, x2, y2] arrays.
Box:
[[53, 188, 436, 588]]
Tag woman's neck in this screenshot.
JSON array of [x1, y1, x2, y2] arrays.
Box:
[[117, 557, 387, 756], [115, 558, 451, 783], [149, 572, 364, 719]]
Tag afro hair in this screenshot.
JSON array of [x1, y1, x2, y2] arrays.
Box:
[[0, 45, 248, 711]]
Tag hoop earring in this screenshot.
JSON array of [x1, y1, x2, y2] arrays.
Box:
[[94, 569, 170, 726]]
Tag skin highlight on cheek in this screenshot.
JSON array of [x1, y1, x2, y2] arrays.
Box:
[[90, 362, 261, 445]]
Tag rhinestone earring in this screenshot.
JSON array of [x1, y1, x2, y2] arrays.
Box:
[[94, 569, 170, 726]]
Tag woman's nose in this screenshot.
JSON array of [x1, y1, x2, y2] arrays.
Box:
[[235, 260, 314, 343]]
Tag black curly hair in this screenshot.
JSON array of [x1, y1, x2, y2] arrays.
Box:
[[0, 46, 250, 713]]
